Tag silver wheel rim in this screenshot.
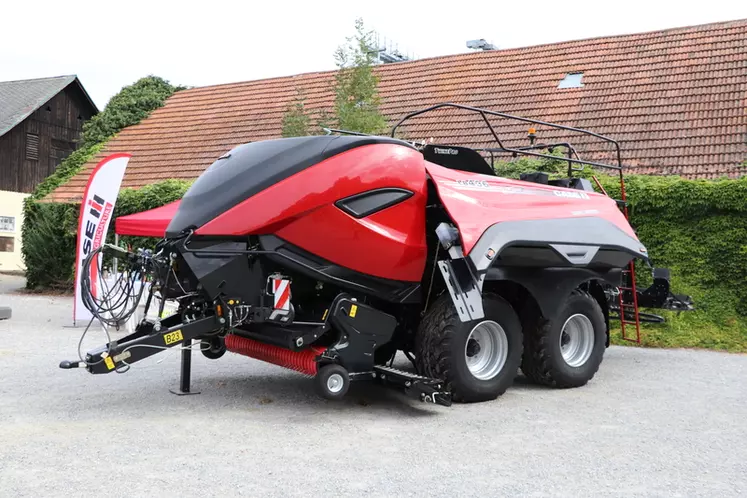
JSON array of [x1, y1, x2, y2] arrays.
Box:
[[465, 320, 508, 380], [560, 314, 595, 367], [326, 373, 344, 394]]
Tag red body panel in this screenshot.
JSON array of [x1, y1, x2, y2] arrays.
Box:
[[197, 144, 428, 282], [424, 162, 638, 255]]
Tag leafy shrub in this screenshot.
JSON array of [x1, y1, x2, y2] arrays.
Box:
[[81, 76, 185, 145], [22, 202, 79, 289]]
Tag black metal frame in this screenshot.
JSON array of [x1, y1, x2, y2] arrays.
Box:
[[82, 313, 223, 374], [474, 142, 583, 177], [389, 102, 624, 173]]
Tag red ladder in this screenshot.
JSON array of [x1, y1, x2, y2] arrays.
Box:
[[618, 263, 641, 343], [593, 175, 641, 343]]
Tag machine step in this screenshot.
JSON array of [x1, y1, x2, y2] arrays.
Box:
[[374, 364, 433, 381], [373, 365, 452, 407]]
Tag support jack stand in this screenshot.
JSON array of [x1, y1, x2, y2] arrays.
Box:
[[170, 340, 200, 396]]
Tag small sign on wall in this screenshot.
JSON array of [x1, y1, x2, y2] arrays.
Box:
[[0, 216, 15, 232]]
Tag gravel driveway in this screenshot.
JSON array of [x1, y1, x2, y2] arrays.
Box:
[[1, 275, 745, 497]]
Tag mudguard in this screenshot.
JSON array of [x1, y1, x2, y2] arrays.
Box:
[[424, 162, 648, 269], [426, 162, 648, 323]]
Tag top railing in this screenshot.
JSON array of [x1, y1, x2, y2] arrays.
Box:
[[389, 102, 624, 173]]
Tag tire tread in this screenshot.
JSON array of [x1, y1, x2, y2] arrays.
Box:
[[521, 289, 604, 388], [416, 293, 521, 402]]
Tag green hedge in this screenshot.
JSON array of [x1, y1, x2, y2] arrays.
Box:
[[495, 159, 747, 351], [21, 202, 80, 290], [603, 176, 747, 351], [22, 76, 183, 289]]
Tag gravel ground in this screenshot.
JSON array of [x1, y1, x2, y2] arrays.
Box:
[[1, 274, 746, 497]]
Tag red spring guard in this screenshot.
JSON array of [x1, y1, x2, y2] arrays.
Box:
[[225, 334, 322, 376]]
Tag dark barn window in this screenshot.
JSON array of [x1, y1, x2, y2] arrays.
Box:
[[26, 133, 40, 161]]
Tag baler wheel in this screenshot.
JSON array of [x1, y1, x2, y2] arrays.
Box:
[[201, 336, 226, 360], [415, 293, 523, 403], [315, 364, 350, 400], [521, 290, 606, 388]]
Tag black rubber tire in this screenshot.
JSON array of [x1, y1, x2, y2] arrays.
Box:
[[415, 293, 523, 403], [521, 290, 606, 388], [201, 336, 226, 360], [315, 364, 350, 400]]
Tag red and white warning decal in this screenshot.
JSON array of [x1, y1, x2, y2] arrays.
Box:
[[272, 278, 291, 310]]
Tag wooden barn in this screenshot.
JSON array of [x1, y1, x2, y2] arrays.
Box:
[[0, 75, 98, 193], [0, 75, 97, 270]]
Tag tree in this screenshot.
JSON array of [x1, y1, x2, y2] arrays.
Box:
[[332, 18, 387, 134], [281, 89, 311, 138]]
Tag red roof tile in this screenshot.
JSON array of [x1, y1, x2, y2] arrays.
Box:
[[48, 19, 747, 203]]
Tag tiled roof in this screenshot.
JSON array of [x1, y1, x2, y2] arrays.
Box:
[[0, 75, 78, 138], [48, 19, 747, 203]]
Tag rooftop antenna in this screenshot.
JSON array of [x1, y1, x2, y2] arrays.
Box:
[[371, 31, 413, 64], [466, 39, 497, 51]]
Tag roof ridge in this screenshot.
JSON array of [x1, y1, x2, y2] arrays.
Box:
[[177, 69, 335, 94], [0, 75, 82, 138], [175, 18, 747, 94], [488, 17, 747, 53], [0, 74, 76, 85]]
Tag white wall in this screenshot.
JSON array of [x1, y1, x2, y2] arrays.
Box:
[[0, 190, 30, 271]]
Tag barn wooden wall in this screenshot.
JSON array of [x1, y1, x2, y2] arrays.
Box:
[[0, 85, 95, 193]]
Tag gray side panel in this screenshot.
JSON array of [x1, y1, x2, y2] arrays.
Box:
[[469, 217, 647, 272], [550, 244, 599, 265], [438, 259, 485, 322]]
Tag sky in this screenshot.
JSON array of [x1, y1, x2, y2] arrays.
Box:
[[1, 0, 745, 110]]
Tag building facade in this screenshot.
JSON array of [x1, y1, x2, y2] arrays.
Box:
[[0, 75, 97, 269]]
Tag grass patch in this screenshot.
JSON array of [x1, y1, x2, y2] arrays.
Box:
[[611, 314, 747, 353]]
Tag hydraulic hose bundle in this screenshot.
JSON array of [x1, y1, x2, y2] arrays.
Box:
[[80, 244, 157, 327]]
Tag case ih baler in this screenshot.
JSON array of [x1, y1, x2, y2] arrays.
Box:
[[60, 103, 692, 406]]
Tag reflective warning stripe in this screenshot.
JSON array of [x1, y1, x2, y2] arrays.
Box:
[[273, 279, 290, 310]]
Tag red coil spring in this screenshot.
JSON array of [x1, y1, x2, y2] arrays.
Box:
[[224, 334, 320, 376]]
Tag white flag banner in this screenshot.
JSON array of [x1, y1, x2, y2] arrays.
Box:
[[73, 153, 131, 325]]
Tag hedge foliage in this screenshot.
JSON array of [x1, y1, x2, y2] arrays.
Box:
[[81, 77, 184, 145], [22, 76, 182, 289], [495, 156, 747, 351], [21, 203, 80, 290]]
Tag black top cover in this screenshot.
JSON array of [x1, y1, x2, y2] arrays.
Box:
[[421, 144, 495, 176], [166, 135, 414, 237]]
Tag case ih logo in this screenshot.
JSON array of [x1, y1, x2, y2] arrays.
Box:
[[83, 194, 114, 257]]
